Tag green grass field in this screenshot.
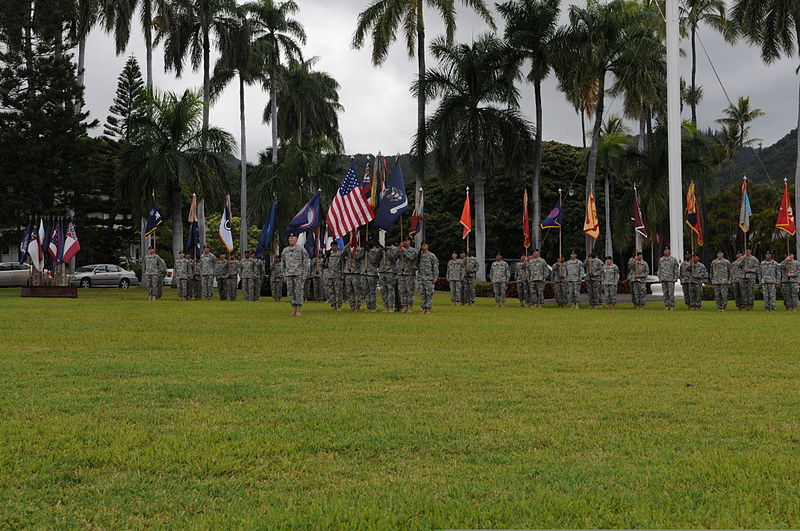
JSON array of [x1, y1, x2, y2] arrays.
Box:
[[1, 287, 799, 529]]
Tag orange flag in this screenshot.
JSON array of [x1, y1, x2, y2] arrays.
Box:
[[460, 190, 472, 239], [776, 180, 796, 236], [583, 187, 600, 240]]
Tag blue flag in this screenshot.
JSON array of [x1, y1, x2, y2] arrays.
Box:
[[255, 200, 277, 259], [145, 193, 162, 237], [285, 192, 321, 236], [304, 231, 317, 258], [374, 159, 409, 230], [19, 219, 32, 264], [541, 198, 563, 229]]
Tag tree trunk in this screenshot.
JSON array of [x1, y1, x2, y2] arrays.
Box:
[[690, 24, 697, 125], [169, 184, 183, 259], [473, 158, 487, 282], [198, 199, 206, 246], [74, 38, 86, 114], [144, 0, 153, 88], [604, 174, 613, 258], [580, 108, 586, 148], [271, 66, 278, 164], [202, 29, 210, 131], [239, 75, 248, 253], [585, 72, 606, 255], [532, 80, 543, 249], [415, 2, 426, 246], [638, 111, 646, 153], [24, 0, 34, 97]]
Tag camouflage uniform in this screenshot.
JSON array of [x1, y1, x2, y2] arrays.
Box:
[[324, 250, 344, 309], [416, 250, 439, 311], [731, 257, 744, 309], [682, 261, 708, 309], [143, 253, 167, 298], [189, 259, 202, 299], [463, 256, 479, 304], [214, 258, 228, 301], [584, 257, 604, 307], [552, 261, 568, 306], [628, 259, 650, 308], [397, 245, 418, 308], [200, 253, 216, 298], [173, 256, 190, 298], [760, 258, 780, 310], [281, 244, 310, 307], [734, 255, 760, 309], [600, 263, 620, 305], [254, 257, 266, 301], [226, 258, 240, 301], [780, 258, 800, 310], [565, 259, 583, 305], [363, 247, 382, 310], [490, 260, 510, 303], [379, 245, 400, 310], [710, 257, 732, 310], [657, 255, 680, 308], [270, 261, 283, 301], [515, 260, 528, 305], [343, 246, 365, 308], [446, 258, 465, 303], [240, 256, 256, 301], [526, 257, 548, 305], [310, 256, 325, 301]]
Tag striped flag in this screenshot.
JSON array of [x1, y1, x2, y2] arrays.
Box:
[[326, 160, 375, 239]]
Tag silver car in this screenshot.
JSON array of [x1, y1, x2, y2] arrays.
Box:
[[69, 264, 140, 289], [0, 262, 32, 287]]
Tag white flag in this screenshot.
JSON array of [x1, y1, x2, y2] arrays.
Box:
[[218, 195, 234, 252]]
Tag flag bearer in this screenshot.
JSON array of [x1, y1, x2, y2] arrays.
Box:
[[463, 251, 479, 305], [657, 248, 680, 310], [684, 254, 708, 310], [309, 250, 324, 302], [565, 251, 583, 309], [447, 252, 465, 305], [325, 241, 345, 311], [364, 240, 382, 312], [343, 238, 365, 311], [190, 257, 202, 300], [199, 245, 216, 300], [143, 246, 167, 301], [731, 251, 744, 309], [214, 251, 228, 301], [526, 250, 548, 308], [780, 253, 799, 311], [226, 252, 240, 301], [584, 251, 603, 309], [490, 254, 511, 306], [601, 256, 620, 309], [628, 251, 649, 310], [270, 255, 283, 302], [552, 256, 567, 308], [515, 255, 528, 307], [254, 253, 266, 301], [281, 233, 310, 317], [240, 250, 257, 302], [761, 251, 780, 311], [397, 237, 418, 313], [174, 251, 190, 301], [417, 242, 439, 314], [734, 249, 760, 310], [379, 240, 399, 312], [710, 250, 732, 311]]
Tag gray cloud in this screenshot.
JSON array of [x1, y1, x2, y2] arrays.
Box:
[[80, 0, 798, 160]]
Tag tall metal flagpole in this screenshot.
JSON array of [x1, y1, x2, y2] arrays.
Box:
[[667, 0, 684, 261]]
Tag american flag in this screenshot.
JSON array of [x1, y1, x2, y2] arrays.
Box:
[[326, 161, 375, 238]]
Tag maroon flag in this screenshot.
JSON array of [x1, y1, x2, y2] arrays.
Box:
[[632, 186, 648, 238]]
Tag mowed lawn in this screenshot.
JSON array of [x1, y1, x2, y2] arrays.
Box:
[[1, 287, 799, 529]]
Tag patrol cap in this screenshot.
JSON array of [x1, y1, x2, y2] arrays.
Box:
[[605, 256, 613, 260], [287, 231, 299, 238], [636, 251, 643, 256]]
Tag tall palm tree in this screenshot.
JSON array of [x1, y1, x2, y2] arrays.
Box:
[[597, 115, 630, 257], [498, 0, 559, 251], [246, 0, 306, 164], [118, 89, 236, 258], [714, 96, 764, 151], [418, 35, 533, 281], [353, 0, 496, 238], [554, 0, 662, 253], [210, 6, 266, 253], [158, 0, 237, 132], [264, 57, 344, 152], [66, 0, 99, 107]]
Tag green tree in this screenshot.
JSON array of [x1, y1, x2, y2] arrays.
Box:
[[418, 35, 533, 281], [352, 0, 495, 237], [714, 96, 765, 153], [104, 55, 145, 141]]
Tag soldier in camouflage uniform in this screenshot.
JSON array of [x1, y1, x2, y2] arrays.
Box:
[[515, 255, 528, 307], [734, 249, 760, 310], [324, 241, 345, 310], [364, 240, 382, 312], [600, 256, 620, 309], [173, 251, 190, 301], [584, 251, 604, 309], [343, 239, 365, 311], [270, 255, 283, 302], [446, 252, 465, 305], [463, 251, 479, 305], [281, 233, 310, 316], [678, 252, 693, 309], [683, 254, 708, 310], [710, 250, 732, 311], [489, 254, 511, 306], [760, 251, 780, 311], [731, 251, 744, 309], [416, 242, 439, 314], [657, 248, 680, 310], [226, 252, 240, 301], [628, 252, 649, 310], [214, 252, 228, 301], [780, 253, 799, 311], [240, 251, 257, 302], [552, 256, 567, 308], [397, 237, 418, 313], [189, 257, 202, 300], [308, 251, 324, 302], [379, 241, 400, 312], [565, 251, 583, 309], [254, 253, 266, 301], [142, 246, 167, 300], [200, 246, 216, 300], [526, 250, 548, 308]]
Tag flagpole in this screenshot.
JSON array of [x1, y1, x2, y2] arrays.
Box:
[[558, 188, 563, 258], [466, 186, 470, 254]]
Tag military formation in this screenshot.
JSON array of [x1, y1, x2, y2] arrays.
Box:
[[141, 239, 800, 314]]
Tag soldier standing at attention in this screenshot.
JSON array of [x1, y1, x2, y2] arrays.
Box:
[[565, 251, 583, 309], [628, 251, 649, 310], [281, 233, 310, 317], [190, 257, 202, 300], [600, 256, 620, 309], [324, 241, 345, 311], [490, 254, 511, 306], [710, 250, 732, 311], [226, 252, 240, 301], [760, 250, 780, 312], [309, 250, 324, 302], [364, 240, 382, 312], [736, 248, 760, 311], [584, 251, 603, 309], [397, 237, 418, 313], [254, 253, 266, 301], [143, 246, 167, 301], [343, 238, 366, 311], [526, 250, 548, 308], [463, 251, 479, 306], [780, 253, 799, 311], [657, 248, 680, 310], [679, 252, 694, 309], [515, 255, 528, 307], [447, 252, 465, 305], [552, 256, 567, 308], [214, 251, 228, 301], [269, 255, 283, 302], [685, 254, 708, 310], [240, 251, 256, 302], [416, 242, 439, 314], [200, 245, 216, 301], [731, 251, 744, 309], [379, 240, 400, 312], [174, 251, 190, 301]]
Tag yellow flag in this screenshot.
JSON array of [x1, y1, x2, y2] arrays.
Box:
[[583, 187, 600, 240]]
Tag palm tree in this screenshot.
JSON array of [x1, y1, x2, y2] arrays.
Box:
[[246, 0, 306, 164], [352, 0, 496, 237], [264, 57, 344, 152], [417, 35, 533, 281], [158, 0, 237, 132], [714, 96, 764, 152], [497, 0, 559, 251], [597, 115, 630, 257], [732, 0, 800, 255], [118, 89, 236, 258], [66, 0, 99, 108], [554, 0, 662, 253]]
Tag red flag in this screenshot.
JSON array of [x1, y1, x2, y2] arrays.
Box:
[[776, 180, 796, 236], [522, 189, 530, 249], [460, 190, 471, 239], [685, 183, 704, 246]]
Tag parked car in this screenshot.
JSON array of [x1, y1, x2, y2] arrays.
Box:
[[69, 264, 140, 288], [0, 262, 32, 287]]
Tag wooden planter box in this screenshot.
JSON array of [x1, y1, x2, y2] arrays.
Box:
[[21, 286, 78, 298]]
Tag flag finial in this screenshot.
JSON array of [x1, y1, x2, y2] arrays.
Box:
[[743, 175, 748, 181]]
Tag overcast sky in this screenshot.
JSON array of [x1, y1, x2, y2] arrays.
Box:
[[80, 0, 799, 159]]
